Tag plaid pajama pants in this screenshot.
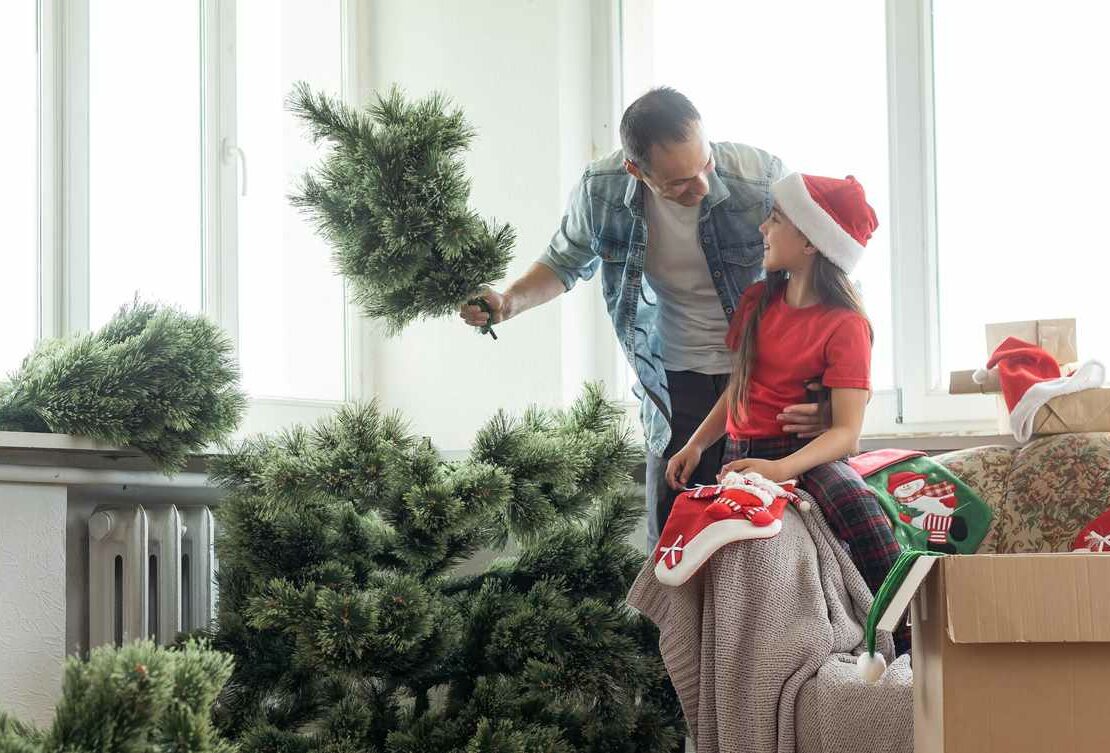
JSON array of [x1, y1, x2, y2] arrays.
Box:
[[723, 435, 902, 596]]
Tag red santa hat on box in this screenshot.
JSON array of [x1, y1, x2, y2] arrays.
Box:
[[973, 336, 1105, 443], [771, 173, 878, 274]]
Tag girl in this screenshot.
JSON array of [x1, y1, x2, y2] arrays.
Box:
[[665, 172, 905, 647]]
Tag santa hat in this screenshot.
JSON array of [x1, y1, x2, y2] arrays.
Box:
[[887, 471, 926, 494], [653, 472, 807, 587], [858, 549, 944, 683], [972, 336, 1105, 443], [1072, 508, 1110, 553], [770, 173, 878, 274]]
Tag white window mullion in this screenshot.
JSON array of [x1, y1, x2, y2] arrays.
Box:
[[60, 0, 90, 336], [886, 0, 995, 428], [587, 0, 626, 405], [203, 0, 239, 352], [341, 0, 376, 402], [37, 0, 64, 342]]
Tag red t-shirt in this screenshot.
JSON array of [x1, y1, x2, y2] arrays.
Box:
[[724, 282, 872, 439]]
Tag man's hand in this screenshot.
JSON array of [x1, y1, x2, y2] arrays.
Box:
[[460, 288, 508, 328], [777, 383, 831, 438], [717, 457, 790, 484], [665, 443, 704, 490]]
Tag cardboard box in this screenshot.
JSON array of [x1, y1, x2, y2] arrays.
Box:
[[948, 368, 1000, 395], [1029, 387, 1110, 434], [881, 554, 1110, 753], [984, 318, 1078, 364], [949, 318, 1110, 435], [950, 319, 1078, 395]]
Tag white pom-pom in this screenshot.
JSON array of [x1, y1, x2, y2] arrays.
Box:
[[857, 651, 887, 684], [972, 367, 992, 384], [797, 498, 812, 513]]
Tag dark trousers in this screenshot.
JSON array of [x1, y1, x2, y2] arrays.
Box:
[[645, 370, 730, 551]]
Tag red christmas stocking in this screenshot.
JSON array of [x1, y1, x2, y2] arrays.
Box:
[[653, 472, 807, 586]]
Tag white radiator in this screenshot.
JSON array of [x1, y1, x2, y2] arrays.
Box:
[[88, 504, 218, 648]]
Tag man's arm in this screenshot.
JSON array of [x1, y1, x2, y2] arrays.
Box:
[[459, 262, 566, 327], [461, 170, 599, 329]]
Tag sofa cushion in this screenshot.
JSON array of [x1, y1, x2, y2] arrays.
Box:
[[937, 433, 1110, 553]]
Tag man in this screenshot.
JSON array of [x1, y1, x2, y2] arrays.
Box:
[[461, 87, 823, 549]]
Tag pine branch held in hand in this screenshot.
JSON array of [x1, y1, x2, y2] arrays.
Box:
[[288, 83, 515, 334]]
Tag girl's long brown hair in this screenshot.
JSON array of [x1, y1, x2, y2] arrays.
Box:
[[726, 254, 874, 428]]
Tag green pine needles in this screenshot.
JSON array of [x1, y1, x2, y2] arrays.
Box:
[[0, 640, 234, 753], [208, 384, 684, 753], [0, 300, 245, 472], [288, 82, 515, 334]]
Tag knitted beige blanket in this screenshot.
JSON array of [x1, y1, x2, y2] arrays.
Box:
[[627, 493, 912, 753]]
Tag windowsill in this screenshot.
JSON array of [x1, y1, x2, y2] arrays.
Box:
[[860, 432, 1017, 454], [0, 431, 212, 472]]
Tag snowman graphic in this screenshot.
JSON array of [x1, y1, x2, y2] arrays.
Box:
[[887, 471, 968, 554]]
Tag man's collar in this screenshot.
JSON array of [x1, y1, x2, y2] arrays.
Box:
[[623, 174, 643, 213], [701, 165, 730, 216]]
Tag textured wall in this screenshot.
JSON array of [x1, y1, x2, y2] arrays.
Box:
[[366, 0, 617, 452], [0, 482, 67, 727]]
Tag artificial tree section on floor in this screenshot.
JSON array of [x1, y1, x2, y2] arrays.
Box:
[[208, 384, 684, 753], [0, 640, 234, 753]]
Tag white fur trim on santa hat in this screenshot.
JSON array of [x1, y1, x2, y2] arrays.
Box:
[[1008, 359, 1105, 443], [771, 172, 865, 274], [654, 517, 783, 587]]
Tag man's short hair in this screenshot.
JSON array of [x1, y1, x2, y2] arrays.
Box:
[[619, 87, 701, 171]]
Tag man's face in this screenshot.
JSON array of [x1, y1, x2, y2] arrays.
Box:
[[625, 121, 713, 207]]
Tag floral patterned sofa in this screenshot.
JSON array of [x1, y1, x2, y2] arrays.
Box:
[[936, 432, 1110, 553]]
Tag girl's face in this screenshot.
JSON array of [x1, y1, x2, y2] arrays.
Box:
[[759, 206, 814, 272]]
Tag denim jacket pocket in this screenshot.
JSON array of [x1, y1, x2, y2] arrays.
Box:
[[593, 235, 629, 263], [721, 241, 765, 268]]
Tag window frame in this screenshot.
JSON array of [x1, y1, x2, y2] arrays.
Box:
[[616, 0, 1003, 436], [30, 0, 376, 436], [20, 0, 1015, 443]]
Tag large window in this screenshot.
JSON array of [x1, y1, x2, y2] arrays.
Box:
[[235, 0, 346, 401], [623, 0, 894, 390], [622, 0, 1107, 432], [88, 0, 203, 327], [15, 0, 358, 432], [933, 0, 1110, 378], [1, 2, 39, 374]]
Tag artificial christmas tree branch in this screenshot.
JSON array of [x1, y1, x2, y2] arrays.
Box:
[[206, 384, 685, 752], [0, 300, 245, 473], [0, 640, 234, 753], [288, 82, 515, 335]]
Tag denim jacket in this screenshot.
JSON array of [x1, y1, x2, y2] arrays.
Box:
[[539, 142, 786, 456]]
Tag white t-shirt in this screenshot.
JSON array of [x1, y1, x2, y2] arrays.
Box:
[[643, 189, 733, 375]]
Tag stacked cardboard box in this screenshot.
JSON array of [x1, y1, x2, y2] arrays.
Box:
[[949, 318, 1110, 436]]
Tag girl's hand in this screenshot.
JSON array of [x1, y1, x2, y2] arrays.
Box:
[[666, 444, 703, 490], [718, 458, 788, 483]]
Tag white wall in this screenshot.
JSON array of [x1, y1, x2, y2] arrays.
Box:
[[0, 482, 67, 727], [362, 0, 621, 451]]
